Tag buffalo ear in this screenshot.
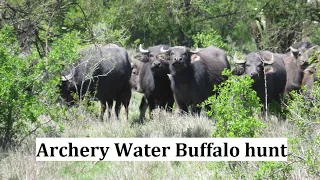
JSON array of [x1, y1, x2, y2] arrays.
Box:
[[190, 54, 201, 63], [264, 66, 274, 74], [134, 54, 149, 63], [303, 66, 316, 74], [134, 54, 142, 60], [232, 67, 245, 76]]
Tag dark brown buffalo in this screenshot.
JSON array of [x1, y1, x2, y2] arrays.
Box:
[[285, 41, 319, 95], [129, 60, 143, 92], [134, 44, 174, 123], [233, 51, 287, 105], [60, 44, 132, 121], [162, 46, 230, 114]]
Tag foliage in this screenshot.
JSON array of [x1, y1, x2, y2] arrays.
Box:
[[0, 26, 81, 149], [310, 28, 320, 45], [0, 25, 43, 149], [254, 162, 292, 180], [204, 69, 265, 137], [286, 84, 320, 136], [1, 0, 319, 52], [1, 4, 320, 177], [192, 29, 228, 50], [92, 23, 131, 47], [285, 84, 320, 177]]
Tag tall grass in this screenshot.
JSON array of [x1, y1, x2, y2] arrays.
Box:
[[0, 91, 319, 179]]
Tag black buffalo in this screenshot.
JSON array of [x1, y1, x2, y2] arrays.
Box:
[[162, 46, 230, 114], [233, 51, 287, 105], [134, 44, 174, 123], [60, 44, 132, 121]]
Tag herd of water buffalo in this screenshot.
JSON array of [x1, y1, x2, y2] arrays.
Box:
[[59, 42, 319, 123]]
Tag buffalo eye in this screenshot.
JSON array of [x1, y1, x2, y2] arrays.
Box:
[[298, 52, 302, 56], [170, 52, 174, 56], [132, 70, 138, 75], [149, 54, 154, 58]]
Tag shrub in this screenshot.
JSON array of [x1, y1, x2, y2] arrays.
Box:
[[0, 26, 80, 149], [254, 162, 292, 180], [286, 83, 320, 177], [204, 69, 265, 137], [192, 29, 228, 50], [92, 23, 131, 47]]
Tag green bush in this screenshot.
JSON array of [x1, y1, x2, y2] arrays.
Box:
[[192, 29, 228, 50], [286, 83, 320, 177], [204, 70, 265, 137], [254, 162, 292, 180], [0, 26, 42, 149], [286, 84, 320, 136], [0, 26, 81, 149], [92, 23, 131, 47]]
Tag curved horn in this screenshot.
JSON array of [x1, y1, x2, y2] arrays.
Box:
[[289, 46, 298, 52], [190, 47, 199, 53], [139, 44, 149, 53], [160, 46, 170, 53], [61, 69, 74, 81], [233, 52, 246, 64], [309, 45, 319, 51], [264, 54, 274, 65]]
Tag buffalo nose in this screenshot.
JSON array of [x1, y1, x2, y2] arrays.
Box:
[[174, 57, 182, 61], [250, 72, 258, 78], [152, 61, 161, 68]]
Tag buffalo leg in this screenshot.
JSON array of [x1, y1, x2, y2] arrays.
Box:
[[175, 96, 188, 114], [122, 88, 131, 121], [139, 96, 148, 123], [148, 97, 156, 120], [107, 100, 113, 121], [123, 99, 130, 121], [179, 104, 188, 114], [99, 100, 106, 121], [166, 96, 174, 113], [115, 100, 121, 119], [159, 100, 166, 110], [190, 104, 201, 116]]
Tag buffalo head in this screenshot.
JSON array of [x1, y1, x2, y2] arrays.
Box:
[[60, 69, 77, 105], [161, 46, 197, 72], [138, 44, 171, 73], [290, 45, 319, 67], [234, 52, 275, 81]]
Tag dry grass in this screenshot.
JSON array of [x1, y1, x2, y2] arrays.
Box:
[[0, 92, 319, 180]]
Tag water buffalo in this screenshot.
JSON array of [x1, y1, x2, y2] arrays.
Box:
[[285, 41, 319, 95], [60, 44, 132, 121], [161, 45, 230, 114], [129, 61, 142, 92], [135, 44, 174, 123], [233, 51, 287, 105]]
